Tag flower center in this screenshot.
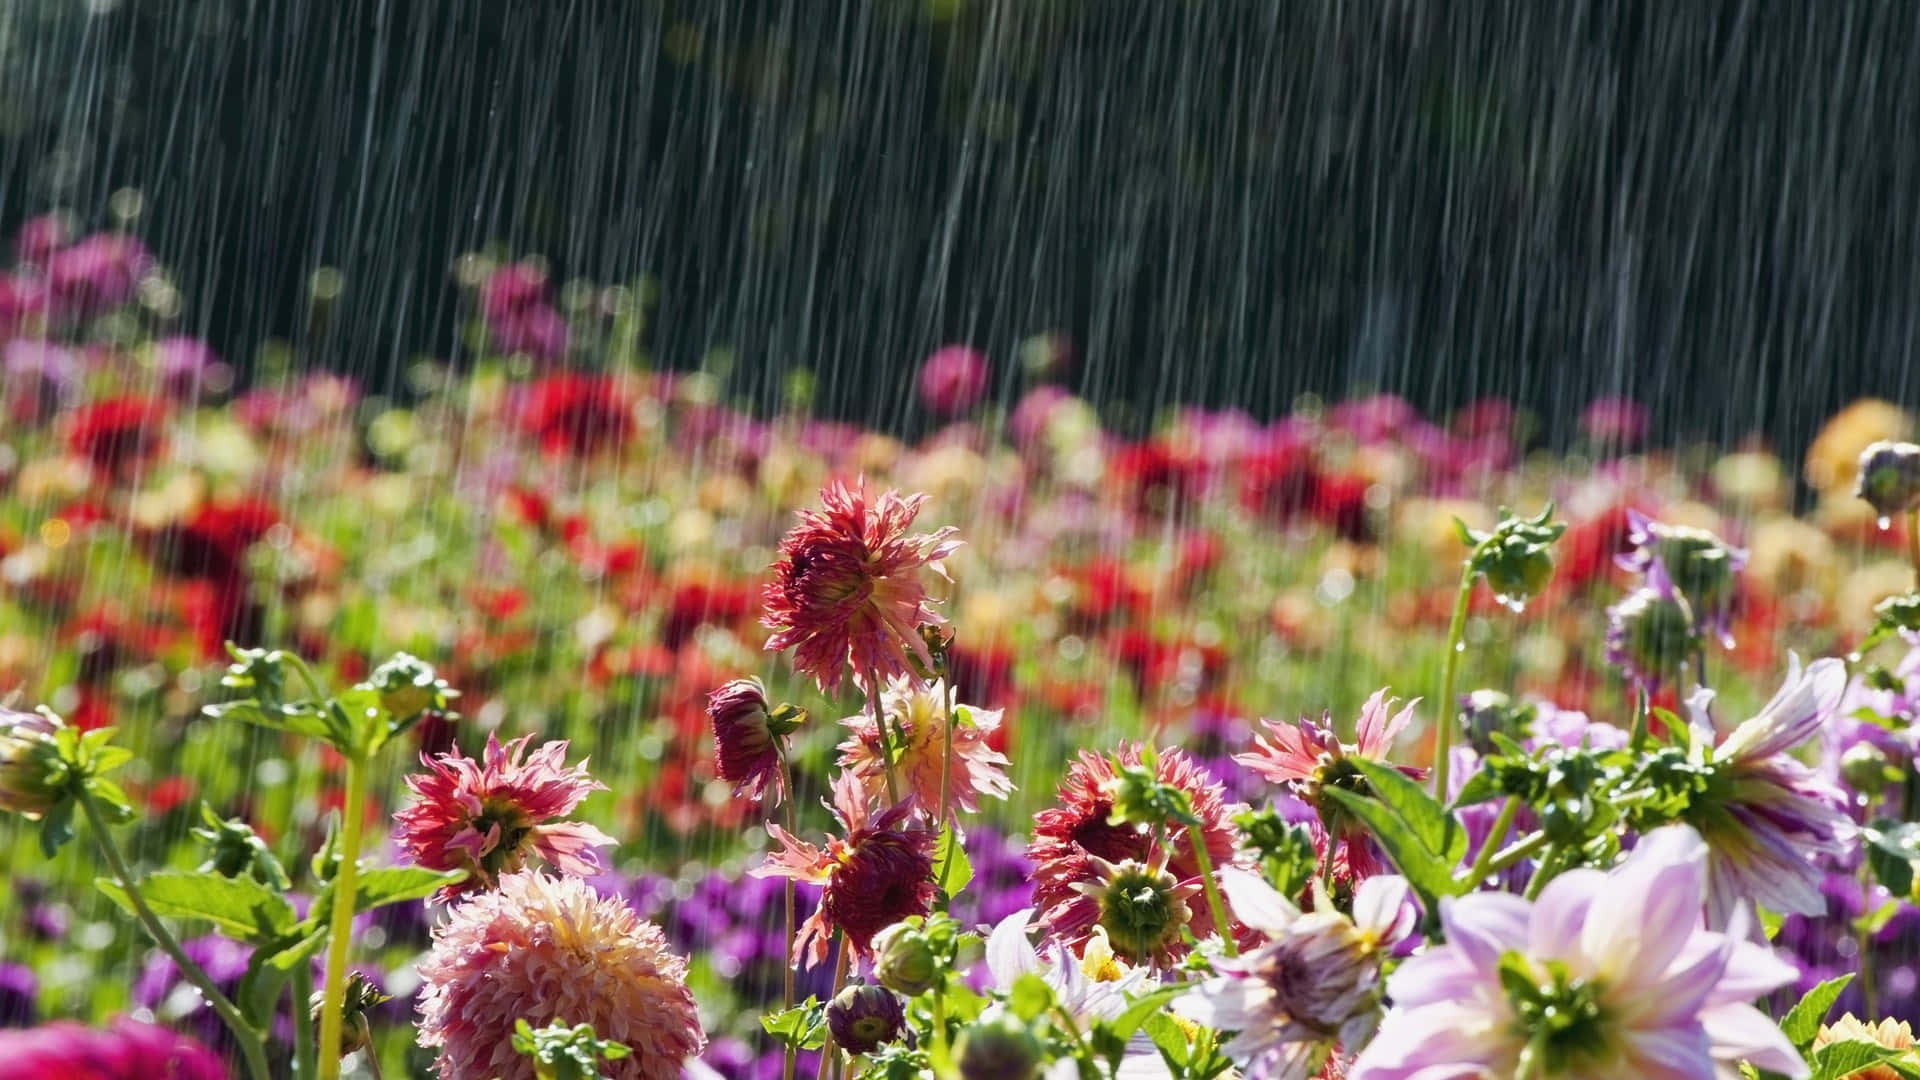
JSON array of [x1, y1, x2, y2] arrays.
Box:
[[1499, 953, 1613, 1074], [1095, 863, 1184, 962]]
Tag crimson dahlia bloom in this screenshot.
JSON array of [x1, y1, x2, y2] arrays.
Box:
[[707, 676, 786, 803], [519, 374, 634, 455], [66, 396, 166, 472], [1026, 743, 1243, 958], [752, 771, 936, 967], [393, 733, 615, 900], [762, 479, 960, 694], [0, 1017, 229, 1080]]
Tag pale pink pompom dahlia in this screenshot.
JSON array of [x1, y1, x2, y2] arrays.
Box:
[[393, 733, 615, 900], [416, 870, 705, 1080]]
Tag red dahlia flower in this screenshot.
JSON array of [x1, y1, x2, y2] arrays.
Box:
[[762, 479, 960, 694], [519, 374, 634, 456], [751, 771, 935, 967], [393, 733, 615, 900], [66, 396, 166, 472], [1026, 743, 1243, 959]]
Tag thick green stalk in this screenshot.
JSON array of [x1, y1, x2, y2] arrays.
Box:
[[316, 757, 370, 1080], [1187, 823, 1237, 957], [1432, 562, 1476, 799], [80, 790, 272, 1080], [292, 959, 315, 1080], [1456, 796, 1521, 888], [1627, 687, 1650, 754], [776, 746, 798, 1080]]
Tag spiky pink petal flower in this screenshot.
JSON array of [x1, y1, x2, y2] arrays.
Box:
[[752, 772, 936, 967], [762, 480, 961, 694], [416, 870, 705, 1080], [837, 675, 1012, 823], [707, 677, 786, 804], [393, 733, 614, 900]]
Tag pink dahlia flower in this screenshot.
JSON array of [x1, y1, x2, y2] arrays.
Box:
[[751, 771, 935, 967], [393, 733, 615, 900], [707, 676, 787, 804], [1687, 655, 1855, 929], [1349, 825, 1804, 1080], [1236, 689, 1422, 880], [1027, 743, 1244, 959], [837, 675, 1012, 823], [0, 1017, 230, 1080], [918, 345, 989, 416], [416, 869, 705, 1080], [762, 479, 961, 695]]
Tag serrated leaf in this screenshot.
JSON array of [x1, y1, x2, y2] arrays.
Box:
[[205, 699, 350, 749], [1350, 759, 1461, 860], [935, 825, 973, 898], [1810, 1039, 1911, 1080], [1142, 1011, 1189, 1067], [95, 870, 297, 944], [761, 998, 827, 1051], [1781, 974, 1854, 1047], [1324, 764, 1469, 905]]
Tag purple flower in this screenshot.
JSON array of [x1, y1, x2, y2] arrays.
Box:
[[1690, 656, 1856, 929], [0, 963, 35, 1027], [1350, 826, 1804, 1079]]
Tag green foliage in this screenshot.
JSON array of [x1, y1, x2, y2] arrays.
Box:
[[1323, 758, 1469, 906], [762, 997, 829, 1051], [510, 1018, 632, 1080], [1779, 974, 1854, 1047], [1231, 807, 1317, 900], [1864, 821, 1920, 899], [1457, 503, 1565, 604], [934, 824, 973, 901]]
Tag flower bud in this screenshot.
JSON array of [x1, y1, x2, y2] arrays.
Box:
[[954, 1014, 1041, 1080], [1841, 742, 1896, 793], [1460, 504, 1565, 609], [1069, 854, 1197, 966], [310, 972, 390, 1057], [1857, 441, 1920, 517], [361, 652, 454, 721], [871, 922, 941, 997], [825, 984, 904, 1055], [1605, 567, 1700, 692], [0, 709, 67, 819], [1458, 689, 1535, 755]]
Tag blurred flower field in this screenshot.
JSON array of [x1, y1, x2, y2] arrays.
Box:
[[5, 217, 1920, 1079]]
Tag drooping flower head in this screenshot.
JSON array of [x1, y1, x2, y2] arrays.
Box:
[[752, 771, 936, 967], [1349, 826, 1805, 1080], [1684, 656, 1856, 929], [1176, 872, 1415, 1080], [0, 708, 65, 819], [1856, 441, 1920, 519], [416, 869, 705, 1080], [1027, 743, 1244, 960], [1236, 690, 1422, 880], [0, 1017, 230, 1080], [837, 675, 1012, 823], [1617, 510, 1748, 647], [1605, 559, 1700, 692], [826, 984, 906, 1055], [393, 733, 615, 900], [762, 479, 961, 695], [706, 676, 798, 804]]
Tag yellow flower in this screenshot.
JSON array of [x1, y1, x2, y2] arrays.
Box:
[[1806, 399, 1911, 494]]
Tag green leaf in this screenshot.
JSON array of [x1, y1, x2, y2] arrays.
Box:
[[1100, 985, 1186, 1043], [1325, 760, 1469, 904], [1008, 974, 1053, 1022], [350, 865, 465, 910], [204, 699, 350, 750], [1781, 974, 1854, 1047], [1810, 1039, 1914, 1080], [95, 870, 297, 944], [1866, 820, 1920, 898], [37, 798, 74, 857], [761, 998, 828, 1050], [935, 825, 973, 899], [1141, 1012, 1189, 1067]]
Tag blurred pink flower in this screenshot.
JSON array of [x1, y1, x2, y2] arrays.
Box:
[[45, 233, 151, 317], [13, 213, 69, 265], [0, 1017, 230, 1080], [918, 344, 989, 416], [1582, 395, 1649, 446], [417, 869, 705, 1080], [393, 733, 615, 900]]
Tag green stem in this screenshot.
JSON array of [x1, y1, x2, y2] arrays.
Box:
[[80, 789, 272, 1080], [316, 757, 370, 1080], [1909, 508, 1920, 586], [1433, 561, 1477, 799], [1522, 844, 1565, 901], [1049, 1003, 1096, 1064], [293, 958, 316, 1080], [862, 667, 901, 805], [1187, 823, 1237, 957], [936, 677, 954, 829], [776, 747, 798, 1080], [283, 651, 332, 702], [1628, 686, 1650, 754], [1456, 797, 1521, 888], [1479, 830, 1551, 879], [930, 991, 949, 1072], [816, 934, 851, 1080]]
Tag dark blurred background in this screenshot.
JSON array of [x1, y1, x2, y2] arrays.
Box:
[[1, 0, 1913, 449]]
